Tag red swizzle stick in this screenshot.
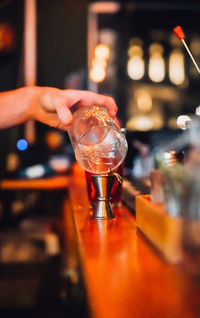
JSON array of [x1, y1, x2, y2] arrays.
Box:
[[173, 26, 200, 74]]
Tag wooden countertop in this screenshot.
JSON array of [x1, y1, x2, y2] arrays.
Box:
[[68, 165, 200, 318], [0, 175, 69, 190]]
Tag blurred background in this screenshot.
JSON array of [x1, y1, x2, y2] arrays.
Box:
[[1, 0, 200, 314], [1, 0, 200, 179]]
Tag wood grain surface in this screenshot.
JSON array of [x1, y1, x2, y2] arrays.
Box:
[[68, 164, 200, 318]]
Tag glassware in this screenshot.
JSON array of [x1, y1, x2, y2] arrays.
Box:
[[150, 169, 164, 205], [68, 106, 128, 174], [181, 147, 200, 276], [155, 150, 184, 217]]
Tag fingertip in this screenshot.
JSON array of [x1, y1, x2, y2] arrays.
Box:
[[57, 105, 73, 126], [64, 116, 73, 126], [106, 96, 118, 117], [111, 107, 118, 118]]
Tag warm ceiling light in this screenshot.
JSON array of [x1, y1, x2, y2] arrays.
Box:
[[92, 57, 107, 69], [169, 49, 185, 85], [127, 56, 144, 80], [148, 43, 165, 83], [149, 52, 165, 83], [94, 44, 110, 60], [128, 45, 143, 58], [89, 66, 106, 83], [149, 43, 164, 55]]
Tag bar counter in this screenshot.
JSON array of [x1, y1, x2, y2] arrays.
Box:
[[66, 164, 200, 318], [1, 165, 200, 317]]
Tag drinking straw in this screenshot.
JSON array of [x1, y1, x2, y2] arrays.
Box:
[[173, 26, 200, 74]]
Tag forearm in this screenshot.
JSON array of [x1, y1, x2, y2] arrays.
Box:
[[0, 87, 33, 129]]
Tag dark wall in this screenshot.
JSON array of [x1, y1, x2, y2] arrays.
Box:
[[0, 0, 90, 89], [37, 0, 90, 88], [0, 0, 23, 91], [0, 0, 90, 178]]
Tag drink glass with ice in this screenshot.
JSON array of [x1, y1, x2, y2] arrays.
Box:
[[68, 106, 128, 174]]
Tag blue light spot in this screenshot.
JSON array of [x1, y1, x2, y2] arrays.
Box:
[[16, 139, 28, 151]]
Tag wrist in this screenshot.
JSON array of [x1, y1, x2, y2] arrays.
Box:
[[21, 86, 40, 121]]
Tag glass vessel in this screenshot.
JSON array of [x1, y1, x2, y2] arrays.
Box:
[[68, 106, 128, 174]]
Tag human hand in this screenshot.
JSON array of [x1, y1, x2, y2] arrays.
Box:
[[29, 87, 118, 131]]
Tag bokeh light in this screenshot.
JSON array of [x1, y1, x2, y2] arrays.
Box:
[[89, 66, 106, 83], [94, 43, 110, 60], [127, 56, 144, 80], [177, 115, 191, 130], [16, 139, 28, 151], [169, 49, 185, 85]]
